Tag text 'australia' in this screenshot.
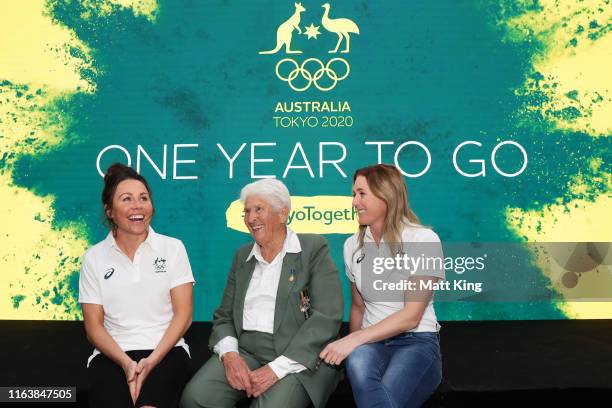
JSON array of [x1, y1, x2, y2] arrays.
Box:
[[275, 101, 351, 113]]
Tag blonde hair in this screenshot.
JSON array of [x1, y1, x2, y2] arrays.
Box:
[[353, 164, 421, 252]]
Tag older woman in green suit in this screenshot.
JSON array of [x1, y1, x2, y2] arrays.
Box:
[[181, 179, 343, 408]]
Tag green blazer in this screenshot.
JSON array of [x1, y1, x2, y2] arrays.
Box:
[[209, 233, 344, 407]]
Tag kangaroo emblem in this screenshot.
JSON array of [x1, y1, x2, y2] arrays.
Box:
[[259, 2, 306, 54]]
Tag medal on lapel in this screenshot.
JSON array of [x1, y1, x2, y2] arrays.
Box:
[[299, 288, 312, 319], [289, 268, 295, 282]]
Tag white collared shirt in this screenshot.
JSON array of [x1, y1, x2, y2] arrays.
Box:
[[344, 223, 445, 332], [79, 227, 195, 366], [214, 227, 306, 379]]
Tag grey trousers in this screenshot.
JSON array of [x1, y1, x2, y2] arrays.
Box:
[[180, 331, 311, 408]]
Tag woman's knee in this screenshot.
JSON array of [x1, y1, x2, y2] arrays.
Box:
[[388, 352, 442, 407], [179, 382, 200, 408], [345, 344, 381, 381], [180, 357, 236, 408]]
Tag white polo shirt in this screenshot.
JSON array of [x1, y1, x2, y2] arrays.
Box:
[[79, 227, 195, 366], [344, 223, 445, 332]]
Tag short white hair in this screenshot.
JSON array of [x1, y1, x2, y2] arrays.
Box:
[[240, 178, 291, 212]]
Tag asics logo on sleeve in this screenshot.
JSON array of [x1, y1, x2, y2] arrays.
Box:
[[104, 268, 115, 279]]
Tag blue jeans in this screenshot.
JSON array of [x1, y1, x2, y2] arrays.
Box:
[[345, 332, 442, 408]]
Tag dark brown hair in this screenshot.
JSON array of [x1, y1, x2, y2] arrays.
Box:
[[102, 163, 153, 230]]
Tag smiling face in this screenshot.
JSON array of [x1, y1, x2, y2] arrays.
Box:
[[243, 195, 288, 247], [106, 179, 153, 238], [352, 175, 388, 229]]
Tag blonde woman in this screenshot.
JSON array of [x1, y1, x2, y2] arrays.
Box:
[[320, 164, 445, 408]]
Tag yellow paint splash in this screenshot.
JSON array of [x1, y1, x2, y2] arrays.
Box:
[[0, 90, 89, 319], [226, 196, 359, 234], [507, 0, 612, 136], [504, 0, 612, 318], [506, 171, 612, 318], [0, 0, 159, 319], [79, 0, 159, 21], [0, 0, 93, 92], [0, 172, 89, 319], [0, 0, 95, 319], [110, 0, 158, 19]]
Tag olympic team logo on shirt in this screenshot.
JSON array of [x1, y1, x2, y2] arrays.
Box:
[[104, 267, 115, 280], [153, 258, 167, 273]]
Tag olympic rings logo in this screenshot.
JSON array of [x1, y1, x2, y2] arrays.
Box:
[[275, 58, 350, 92]]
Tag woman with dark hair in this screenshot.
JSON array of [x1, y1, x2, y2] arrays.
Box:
[[79, 163, 194, 408], [320, 164, 445, 408]]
